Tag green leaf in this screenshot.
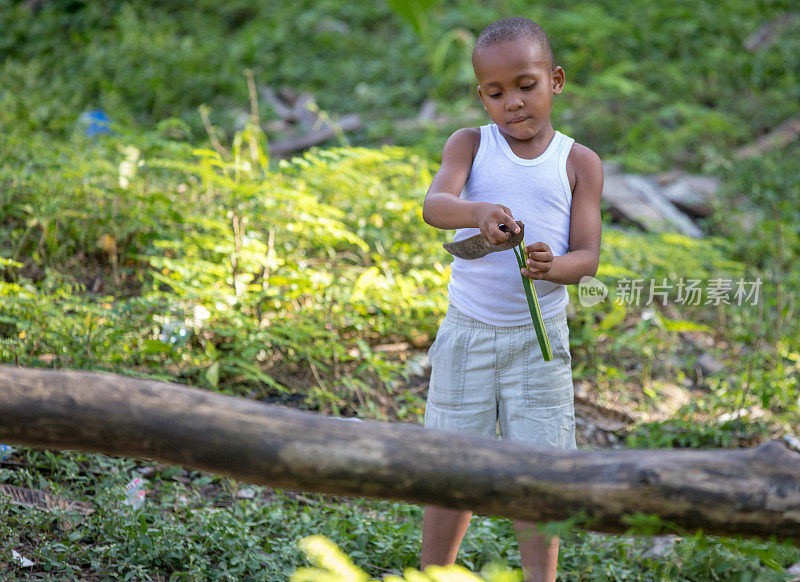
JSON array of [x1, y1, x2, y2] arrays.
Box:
[[386, 0, 440, 36], [206, 361, 220, 389], [141, 339, 172, 354], [513, 243, 553, 361]]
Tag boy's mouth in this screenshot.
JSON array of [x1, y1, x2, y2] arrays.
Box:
[[508, 115, 529, 124]]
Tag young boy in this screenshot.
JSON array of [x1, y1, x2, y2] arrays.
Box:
[[420, 17, 603, 582]]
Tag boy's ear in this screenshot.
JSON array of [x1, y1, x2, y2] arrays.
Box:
[[552, 66, 565, 95]]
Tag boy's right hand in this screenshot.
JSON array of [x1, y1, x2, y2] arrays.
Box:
[[474, 203, 520, 245]]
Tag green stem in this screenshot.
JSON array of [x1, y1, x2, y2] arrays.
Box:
[[513, 241, 553, 361]]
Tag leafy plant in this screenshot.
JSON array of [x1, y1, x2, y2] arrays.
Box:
[[291, 535, 521, 581]]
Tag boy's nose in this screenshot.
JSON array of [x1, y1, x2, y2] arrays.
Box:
[[505, 94, 524, 110]]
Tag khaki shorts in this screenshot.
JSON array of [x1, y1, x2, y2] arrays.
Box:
[[424, 303, 577, 449]]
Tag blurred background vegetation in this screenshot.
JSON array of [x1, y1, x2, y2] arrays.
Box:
[[1, 0, 799, 579]]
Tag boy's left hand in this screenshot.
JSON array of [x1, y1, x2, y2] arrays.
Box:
[[521, 242, 553, 280]]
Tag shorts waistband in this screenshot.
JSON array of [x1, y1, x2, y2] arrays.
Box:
[[445, 302, 566, 331]]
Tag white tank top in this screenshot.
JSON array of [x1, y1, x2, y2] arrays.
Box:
[[447, 123, 575, 326]]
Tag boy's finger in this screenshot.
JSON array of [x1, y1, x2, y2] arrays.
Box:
[[496, 206, 519, 233], [528, 251, 552, 262], [499, 214, 518, 233], [504, 213, 520, 233], [526, 259, 552, 272], [486, 225, 509, 245], [525, 241, 548, 252]]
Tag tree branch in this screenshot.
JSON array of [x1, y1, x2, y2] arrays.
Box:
[[1, 365, 798, 539]]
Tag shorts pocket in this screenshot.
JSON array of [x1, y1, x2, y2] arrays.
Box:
[[427, 322, 472, 411], [550, 317, 571, 363], [523, 319, 573, 408], [537, 404, 577, 449], [427, 331, 441, 361], [523, 381, 573, 407]]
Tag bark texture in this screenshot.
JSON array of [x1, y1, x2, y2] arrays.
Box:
[[1, 365, 799, 539]]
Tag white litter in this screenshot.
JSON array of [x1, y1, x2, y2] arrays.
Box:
[[12, 549, 34, 567], [236, 487, 257, 500], [784, 434, 800, 453]]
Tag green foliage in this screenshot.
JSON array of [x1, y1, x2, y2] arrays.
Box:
[[626, 415, 770, 449], [1, 122, 448, 414], [709, 144, 800, 341], [0, 449, 515, 580], [289, 517, 800, 582], [386, 0, 441, 37], [566, 226, 752, 401], [3, 448, 798, 580], [0, 0, 426, 134], [386, 0, 474, 101], [292, 535, 521, 581], [4, 0, 797, 171]]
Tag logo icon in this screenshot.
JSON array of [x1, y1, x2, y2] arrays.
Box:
[[578, 276, 608, 307]]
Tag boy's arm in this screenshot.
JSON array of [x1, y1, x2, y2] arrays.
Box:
[[522, 143, 603, 285], [423, 128, 520, 245]]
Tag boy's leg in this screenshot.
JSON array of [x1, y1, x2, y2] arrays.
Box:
[[513, 520, 559, 582], [497, 312, 576, 582], [422, 305, 497, 569], [421, 505, 473, 567]]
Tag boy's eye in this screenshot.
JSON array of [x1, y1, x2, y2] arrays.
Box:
[[488, 93, 502, 99], [521, 83, 535, 91]]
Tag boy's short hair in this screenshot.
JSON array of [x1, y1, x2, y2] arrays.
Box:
[[473, 17, 555, 71]]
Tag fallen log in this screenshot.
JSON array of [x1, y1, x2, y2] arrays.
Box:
[[1, 365, 799, 540], [734, 116, 800, 160], [269, 114, 361, 157], [743, 13, 799, 51], [602, 168, 704, 238], [656, 173, 718, 218]]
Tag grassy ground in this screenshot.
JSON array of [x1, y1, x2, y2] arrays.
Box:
[[2, 450, 798, 580], [1, 0, 799, 579]]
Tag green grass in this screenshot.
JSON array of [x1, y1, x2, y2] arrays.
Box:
[[2, 449, 799, 580], [2, 0, 799, 170]]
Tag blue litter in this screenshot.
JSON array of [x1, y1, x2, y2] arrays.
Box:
[[78, 109, 113, 137]]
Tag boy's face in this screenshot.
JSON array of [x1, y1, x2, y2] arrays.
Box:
[[473, 39, 565, 142]]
